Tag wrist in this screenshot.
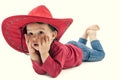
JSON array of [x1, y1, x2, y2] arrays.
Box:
[[41, 52, 49, 63], [41, 52, 49, 57]]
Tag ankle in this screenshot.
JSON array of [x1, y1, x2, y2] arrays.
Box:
[[82, 33, 88, 39], [87, 30, 97, 41]]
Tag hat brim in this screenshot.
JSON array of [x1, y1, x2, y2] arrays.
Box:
[[2, 15, 73, 54]]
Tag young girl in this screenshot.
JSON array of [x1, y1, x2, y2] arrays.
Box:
[[2, 5, 105, 78]]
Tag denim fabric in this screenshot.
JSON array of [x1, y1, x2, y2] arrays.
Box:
[[67, 38, 105, 62]]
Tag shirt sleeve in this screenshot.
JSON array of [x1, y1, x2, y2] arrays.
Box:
[[31, 59, 46, 74], [31, 48, 66, 78], [42, 51, 66, 78]]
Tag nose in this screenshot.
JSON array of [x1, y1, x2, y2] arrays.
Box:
[[32, 34, 39, 41]]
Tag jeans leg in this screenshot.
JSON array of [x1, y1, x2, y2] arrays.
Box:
[[67, 40, 91, 61], [78, 38, 87, 45], [88, 40, 105, 61], [67, 39, 105, 62]]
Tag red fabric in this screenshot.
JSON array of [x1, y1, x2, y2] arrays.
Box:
[[2, 5, 73, 53], [31, 41, 83, 78]]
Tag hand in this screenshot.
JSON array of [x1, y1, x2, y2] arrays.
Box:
[[38, 35, 51, 62], [25, 34, 40, 63], [24, 34, 35, 54], [38, 35, 51, 55]]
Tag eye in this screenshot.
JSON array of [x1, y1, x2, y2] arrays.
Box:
[[38, 31, 44, 35], [28, 32, 33, 35]]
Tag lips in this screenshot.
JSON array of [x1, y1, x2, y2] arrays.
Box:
[[34, 43, 39, 46]]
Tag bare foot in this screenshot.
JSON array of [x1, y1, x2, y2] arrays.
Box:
[[81, 25, 100, 39], [86, 24, 100, 31], [87, 30, 97, 41]]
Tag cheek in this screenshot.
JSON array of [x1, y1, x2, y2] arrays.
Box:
[[28, 36, 33, 41], [28, 35, 39, 42]]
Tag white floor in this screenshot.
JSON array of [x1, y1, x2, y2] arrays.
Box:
[[0, 0, 120, 80]]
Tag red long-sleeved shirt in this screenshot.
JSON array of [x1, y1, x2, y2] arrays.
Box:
[[31, 40, 83, 78]]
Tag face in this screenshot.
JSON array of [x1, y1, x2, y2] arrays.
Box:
[[26, 22, 57, 50]]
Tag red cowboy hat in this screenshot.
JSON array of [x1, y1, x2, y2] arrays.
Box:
[[2, 5, 73, 54]]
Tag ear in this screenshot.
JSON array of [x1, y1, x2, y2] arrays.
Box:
[[52, 31, 57, 39]]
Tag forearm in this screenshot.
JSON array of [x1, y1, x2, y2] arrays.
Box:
[[42, 56, 62, 78], [32, 53, 63, 78], [31, 59, 46, 74], [41, 52, 49, 63]]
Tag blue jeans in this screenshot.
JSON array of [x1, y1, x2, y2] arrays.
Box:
[[67, 38, 105, 62]]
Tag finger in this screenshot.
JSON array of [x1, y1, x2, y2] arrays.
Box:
[[46, 35, 50, 44], [24, 34, 27, 41], [24, 34, 29, 44], [44, 35, 47, 43], [41, 36, 45, 45], [38, 36, 42, 46], [24, 34, 32, 46]]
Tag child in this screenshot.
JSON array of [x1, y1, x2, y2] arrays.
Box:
[[2, 5, 105, 78]]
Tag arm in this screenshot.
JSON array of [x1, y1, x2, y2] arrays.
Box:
[[37, 35, 62, 77], [38, 35, 51, 63], [31, 49, 66, 77], [25, 34, 40, 63], [28, 35, 66, 77], [41, 52, 66, 78], [38, 35, 66, 77], [25, 34, 46, 74], [31, 59, 46, 74]]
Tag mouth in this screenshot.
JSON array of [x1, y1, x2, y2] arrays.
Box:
[[34, 43, 39, 47], [32, 43, 39, 51]]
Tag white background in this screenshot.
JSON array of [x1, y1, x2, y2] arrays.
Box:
[[0, 0, 120, 80]]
